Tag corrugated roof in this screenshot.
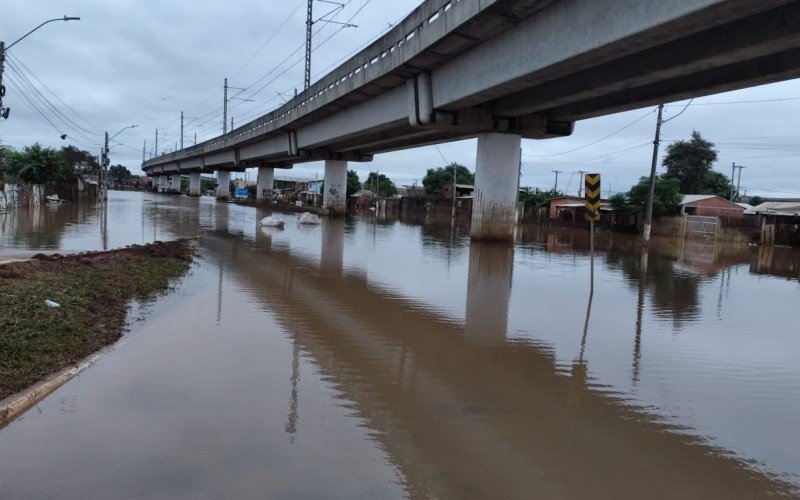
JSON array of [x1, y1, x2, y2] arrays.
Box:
[[745, 201, 800, 215], [681, 194, 717, 205]]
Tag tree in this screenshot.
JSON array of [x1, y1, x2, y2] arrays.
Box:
[[60, 145, 99, 176], [621, 176, 682, 215], [364, 172, 398, 196], [609, 193, 627, 210], [518, 188, 564, 207], [422, 163, 474, 195], [662, 131, 718, 193], [748, 195, 764, 207], [6, 143, 69, 184], [346, 169, 361, 196], [109, 164, 132, 184], [700, 170, 732, 199], [200, 177, 216, 193]]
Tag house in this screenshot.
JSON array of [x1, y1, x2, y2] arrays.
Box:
[[745, 201, 800, 216], [443, 183, 476, 199], [680, 194, 744, 220], [443, 183, 527, 200], [274, 176, 312, 195], [399, 185, 426, 197], [546, 196, 609, 221]]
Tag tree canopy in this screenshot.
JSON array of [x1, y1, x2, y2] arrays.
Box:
[[4, 143, 70, 184], [748, 195, 764, 207], [519, 188, 564, 207], [700, 170, 732, 199], [346, 169, 361, 196], [1, 143, 109, 185], [109, 164, 133, 183], [662, 131, 719, 194], [364, 172, 398, 197], [616, 176, 682, 215], [422, 163, 474, 195]]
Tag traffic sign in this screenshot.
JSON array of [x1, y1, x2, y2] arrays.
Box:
[[584, 173, 601, 222]]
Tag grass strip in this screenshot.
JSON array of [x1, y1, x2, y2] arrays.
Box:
[[0, 241, 193, 400]]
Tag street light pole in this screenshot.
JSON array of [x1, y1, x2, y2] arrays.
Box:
[[103, 125, 138, 198], [0, 16, 80, 121]]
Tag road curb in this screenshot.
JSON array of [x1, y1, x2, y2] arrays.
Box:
[[0, 353, 101, 428]]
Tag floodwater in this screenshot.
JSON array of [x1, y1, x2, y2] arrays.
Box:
[[1, 191, 799, 498]]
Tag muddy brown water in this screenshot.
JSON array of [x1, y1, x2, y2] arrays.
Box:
[[1, 191, 799, 498]]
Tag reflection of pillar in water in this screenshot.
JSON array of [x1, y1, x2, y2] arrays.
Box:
[[465, 241, 514, 343], [213, 199, 229, 233], [320, 218, 345, 273], [285, 341, 300, 444]]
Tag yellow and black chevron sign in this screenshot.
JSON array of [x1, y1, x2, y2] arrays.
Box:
[[584, 173, 601, 222]]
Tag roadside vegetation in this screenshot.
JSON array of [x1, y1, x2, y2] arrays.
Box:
[[0, 240, 193, 400], [610, 131, 736, 214]]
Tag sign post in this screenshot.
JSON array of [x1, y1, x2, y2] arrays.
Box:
[[584, 174, 601, 286]]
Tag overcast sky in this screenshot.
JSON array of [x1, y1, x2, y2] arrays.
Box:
[[2, 0, 800, 198]]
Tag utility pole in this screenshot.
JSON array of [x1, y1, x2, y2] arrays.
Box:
[[552, 170, 562, 192], [643, 103, 664, 245], [180, 111, 184, 150], [729, 162, 737, 202], [231, 117, 234, 131], [103, 131, 109, 199], [142, 139, 146, 163], [305, 0, 313, 90], [736, 164, 745, 201], [0, 42, 7, 120], [155, 129, 158, 156], [304, 0, 356, 90], [223, 78, 228, 133], [577, 170, 586, 197], [451, 164, 457, 218], [194, 132, 197, 146]]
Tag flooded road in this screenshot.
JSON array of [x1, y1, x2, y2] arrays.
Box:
[[1, 191, 799, 498]]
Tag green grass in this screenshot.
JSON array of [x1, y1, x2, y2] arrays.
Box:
[[0, 241, 193, 400]]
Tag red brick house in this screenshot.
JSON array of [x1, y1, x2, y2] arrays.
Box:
[[680, 195, 744, 221]]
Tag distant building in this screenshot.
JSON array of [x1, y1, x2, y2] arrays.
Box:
[[546, 196, 610, 221], [399, 185, 426, 197], [680, 194, 744, 220]]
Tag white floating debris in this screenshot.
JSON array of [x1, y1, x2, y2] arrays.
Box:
[[44, 299, 61, 308], [259, 215, 285, 228], [297, 212, 321, 225]]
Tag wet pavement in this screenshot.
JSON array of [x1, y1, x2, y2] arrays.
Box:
[[1, 191, 799, 498]]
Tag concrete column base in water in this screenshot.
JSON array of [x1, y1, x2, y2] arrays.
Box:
[[216, 171, 231, 200], [188, 173, 202, 196], [323, 160, 347, 215], [257, 166, 274, 201], [470, 132, 522, 241]]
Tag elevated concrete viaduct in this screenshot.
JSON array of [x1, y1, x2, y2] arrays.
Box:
[[143, 0, 800, 239]]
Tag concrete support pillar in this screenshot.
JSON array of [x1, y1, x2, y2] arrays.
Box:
[[465, 241, 514, 343], [170, 174, 181, 192], [189, 172, 202, 196], [216, 171, 230, 200], [470, 132, 522, 241], [323, 159, 348, 215], [257, 166, 274, 201]]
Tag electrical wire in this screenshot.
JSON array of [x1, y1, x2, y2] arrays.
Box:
[[523, 108, 655, 158]]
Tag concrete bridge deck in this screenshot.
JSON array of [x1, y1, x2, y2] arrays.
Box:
[[143, 0, 800, 236]]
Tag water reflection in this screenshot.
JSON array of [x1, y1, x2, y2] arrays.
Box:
[[198, 230, 796, 497], [1, 192, 799, 497], [465, 241, 514, 343]]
